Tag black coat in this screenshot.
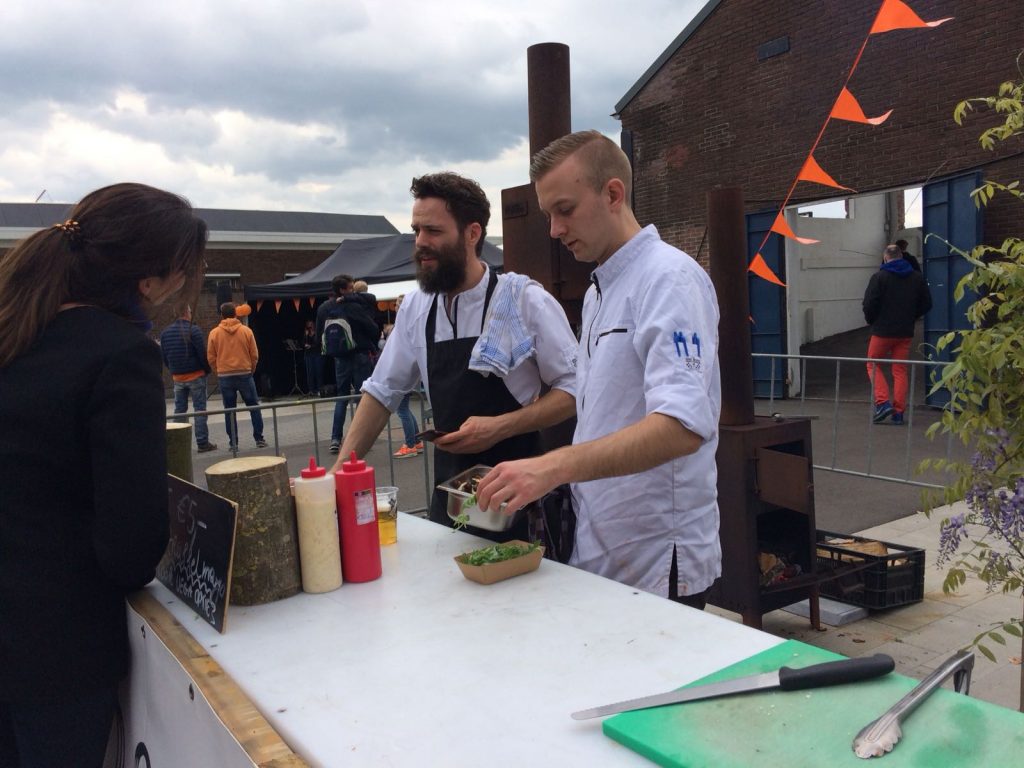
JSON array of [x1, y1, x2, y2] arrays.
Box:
[[0, 307, 170, 702], [862, 263, 933, 338]]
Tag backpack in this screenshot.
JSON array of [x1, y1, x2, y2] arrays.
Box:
[[322, 304, 357, 356], [322, 299, 379, 357]]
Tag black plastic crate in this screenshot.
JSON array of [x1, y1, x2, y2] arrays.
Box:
[[816, 530, 925, 610]]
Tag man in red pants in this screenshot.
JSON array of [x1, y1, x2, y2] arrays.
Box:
[[862, 244, 932, 424]]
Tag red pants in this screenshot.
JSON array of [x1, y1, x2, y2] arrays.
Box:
[[866, 336, 912, 413]]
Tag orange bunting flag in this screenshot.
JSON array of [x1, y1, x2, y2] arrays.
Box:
[[771, 213, 819, 245], [830, 88, 892, 125], [870, 0, 952, 34], [255, 300, 263, 312], [292, 298, 301, 312], [749, 253, 786, 287], [798, 154, 855, 191], [274, 300, 282, 313], [308, 296, 316, 308]]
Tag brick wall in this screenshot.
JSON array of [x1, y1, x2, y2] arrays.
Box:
[[620, 0, 1024, 264], [168, 247, 333, 396], [0, 238, 337, 395]]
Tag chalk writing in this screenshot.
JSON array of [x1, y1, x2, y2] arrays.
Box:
[[157, 476, 237, 633]]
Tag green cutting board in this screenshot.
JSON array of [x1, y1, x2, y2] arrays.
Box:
[[604, 640, 1024, 768]]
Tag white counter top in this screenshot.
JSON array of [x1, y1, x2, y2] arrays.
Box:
[[149, 514, 781, 767]]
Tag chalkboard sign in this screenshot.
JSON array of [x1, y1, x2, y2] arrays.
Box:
[[157, 476, 238, 633]]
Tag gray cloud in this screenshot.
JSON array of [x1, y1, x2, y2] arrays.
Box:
[[0, 0, 702, 211]]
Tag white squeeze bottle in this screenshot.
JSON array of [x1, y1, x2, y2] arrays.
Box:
[[293, 457, 343, 593]]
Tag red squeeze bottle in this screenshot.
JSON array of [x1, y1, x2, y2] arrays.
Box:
[[335, 452, 382, 582]]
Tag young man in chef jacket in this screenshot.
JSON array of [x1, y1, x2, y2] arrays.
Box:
[[476, 130, 722, 608]]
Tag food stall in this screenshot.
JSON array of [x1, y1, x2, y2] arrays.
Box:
[[121, 513, 1024, 767]]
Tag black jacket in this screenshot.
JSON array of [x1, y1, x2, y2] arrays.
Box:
[[862, 260, 933, 338], [315, 294, 381, 355], [0, 307, 170, 701]]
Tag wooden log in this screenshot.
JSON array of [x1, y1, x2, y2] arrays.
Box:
[[165, 422, 193, 483], [205, 457, 301, 606]]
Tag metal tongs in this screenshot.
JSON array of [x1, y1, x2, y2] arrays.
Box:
[[852, 649, 975, 759]]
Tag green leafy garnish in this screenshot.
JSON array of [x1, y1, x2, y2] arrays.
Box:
[[451, 492, 477, 532], [457, 541, 540, 566]]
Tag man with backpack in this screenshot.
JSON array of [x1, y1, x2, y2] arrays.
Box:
[[315, 274, 380, 452]]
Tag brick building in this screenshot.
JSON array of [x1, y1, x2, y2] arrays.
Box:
[[613, 0, 1021, 394], [0, 203, 397, 395], [0, 203, 396, 329]]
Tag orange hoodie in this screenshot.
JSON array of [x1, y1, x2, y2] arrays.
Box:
[[207, 318, 259, 376]]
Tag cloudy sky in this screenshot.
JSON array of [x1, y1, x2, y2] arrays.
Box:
[[1, 0, 707, 234]]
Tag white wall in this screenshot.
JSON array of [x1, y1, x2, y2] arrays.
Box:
[[782, 193, 888, 395]]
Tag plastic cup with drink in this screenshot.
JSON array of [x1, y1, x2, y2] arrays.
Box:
[[375, 486, 399, 546]]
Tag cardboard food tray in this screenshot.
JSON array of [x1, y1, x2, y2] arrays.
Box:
[[603, 639, 1024, 768], [455, 541, 544, 585]]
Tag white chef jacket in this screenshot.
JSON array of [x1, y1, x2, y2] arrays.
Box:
[[569, 225, 722, 597], [362, 265, 578, 412]]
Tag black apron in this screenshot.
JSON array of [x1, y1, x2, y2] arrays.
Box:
[[426, 269, 541, 542]]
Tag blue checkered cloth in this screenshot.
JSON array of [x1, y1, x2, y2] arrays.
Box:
[[469, 273, 535, 377]]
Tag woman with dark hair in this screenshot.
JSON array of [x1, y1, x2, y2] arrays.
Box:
[[0, 183, 208, 766]]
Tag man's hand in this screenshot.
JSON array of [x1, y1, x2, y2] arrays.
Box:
[[433, 415, 507, 454], [476, 457, 562, 513]]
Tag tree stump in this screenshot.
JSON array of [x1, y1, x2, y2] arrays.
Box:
[[205, 456, 301, 606], [165, 422, 193, 483]]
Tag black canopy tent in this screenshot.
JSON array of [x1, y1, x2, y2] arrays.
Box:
[[244, 233, 504, 300], [243, 234, 504, 397]]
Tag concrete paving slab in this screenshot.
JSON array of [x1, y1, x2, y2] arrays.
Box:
[[866, 639, 948, 675], [781, 597, 868, 626], [902, 614, 1002, 655], [867, 598, 961, 632]]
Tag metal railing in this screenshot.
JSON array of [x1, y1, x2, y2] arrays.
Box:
[[167, 392, 434, 512], [169, 352, 960, 505], [754, 352, 957, 490]]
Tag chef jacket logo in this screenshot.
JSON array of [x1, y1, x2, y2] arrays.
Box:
[[672, 331, 702, 371]]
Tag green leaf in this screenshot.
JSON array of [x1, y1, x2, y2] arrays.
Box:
[[977, 644, 997, 663], [987, 631, 1006, 645], [1002, 623, 1023, 637]]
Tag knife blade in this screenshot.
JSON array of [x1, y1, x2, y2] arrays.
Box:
[[571, 653, 895, 720]]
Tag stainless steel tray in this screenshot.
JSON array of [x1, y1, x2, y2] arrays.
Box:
[[437, 464, 518, 532]]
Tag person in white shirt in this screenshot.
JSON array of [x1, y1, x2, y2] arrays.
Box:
[[331, 172, 578, 541], [476, 131, 722, 608]]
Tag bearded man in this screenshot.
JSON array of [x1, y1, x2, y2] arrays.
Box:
[[331, 172, 578, 541]]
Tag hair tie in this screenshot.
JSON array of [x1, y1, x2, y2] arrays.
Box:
[[52, 219, 84, 248]]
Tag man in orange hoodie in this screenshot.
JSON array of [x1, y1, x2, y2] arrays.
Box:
[[207, 302, 267, 450]]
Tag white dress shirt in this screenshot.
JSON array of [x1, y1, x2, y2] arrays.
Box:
[[570, 225, 722, 597], [362, 265, 578, 412]]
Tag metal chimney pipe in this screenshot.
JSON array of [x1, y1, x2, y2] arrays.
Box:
[[707, 187, 755, 426], [527, 43, 571, 158]]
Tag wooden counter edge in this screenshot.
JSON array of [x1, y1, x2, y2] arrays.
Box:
[[128, 590, 309, 768]]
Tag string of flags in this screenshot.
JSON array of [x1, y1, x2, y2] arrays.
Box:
[[251, 295, 396, 314], [748, 0, 952, 288]]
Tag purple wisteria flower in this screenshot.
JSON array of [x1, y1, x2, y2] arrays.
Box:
[[938, 512, 967, 565]]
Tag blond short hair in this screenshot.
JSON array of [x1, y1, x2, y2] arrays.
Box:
[[529, 130, 633, 205], [353, 280, 368, 293]]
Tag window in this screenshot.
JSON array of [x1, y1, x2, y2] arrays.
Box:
[[203, 273, 241, 293]]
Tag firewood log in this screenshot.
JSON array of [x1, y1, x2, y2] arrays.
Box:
[[205, 456, 301, 606], [165, 422, 193, 483]]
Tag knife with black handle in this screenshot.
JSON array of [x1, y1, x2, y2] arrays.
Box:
[[571, 654, 895, 720]]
